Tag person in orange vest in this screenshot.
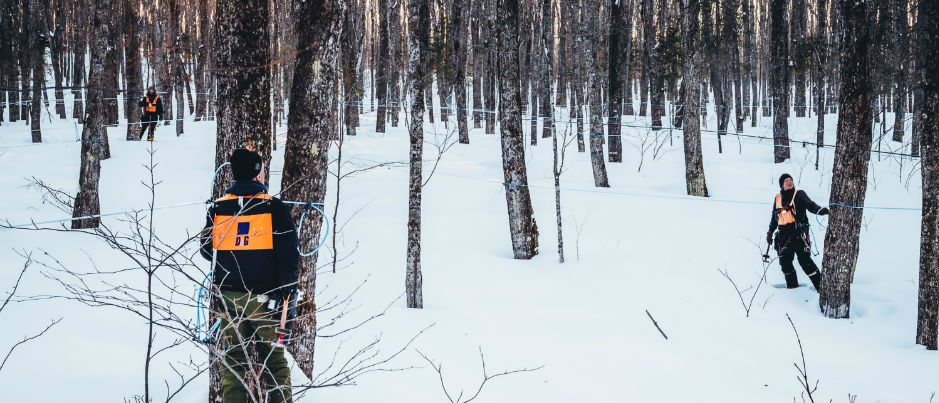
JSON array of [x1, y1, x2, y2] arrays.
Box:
[[200, 149, 299, 403], [766, 174, 830, 291], [138, 86, 163, 141]]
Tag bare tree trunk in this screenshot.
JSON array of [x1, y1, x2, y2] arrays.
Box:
[[406, 0, 429, 308], [815, 0, 829, 169], [682, 0, 708, 197], [498, 0, 539, 259], [770, 0, 791, 163], [607, 0, 625, 163], [571, 1, 585, 153], [376, 0, 389, 133], [891, 0, 910, 142], [539, 0, 553, 142], [212, 0, 273, 197], [485, 0, 497, 135], [472, 0, 484, 129], [124, 0, 142, 140], [452, 0, 470, 143], [820, 0, 873, 319], [586, 0, 609, 187], [389, 2, 402, 128], [72, 0, 110, 230], [915, 0, 938, 350], [280, 0, 344, 378], [342, 1, 364, 136], [50, 5, 66, 120], [194, 0, 213, 121]]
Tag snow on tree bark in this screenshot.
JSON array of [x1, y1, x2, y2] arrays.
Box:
[[406, 0, 429, 308], [72, 0, 109, 229], [915, 0, 938, 350], [682, 0, 709, 197], [819, 0, 873, 319], [498, 0, 539, 260], [279, 0, 345, 378]]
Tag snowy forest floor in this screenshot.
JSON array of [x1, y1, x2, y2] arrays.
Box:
[[0, 99, 935, 402]]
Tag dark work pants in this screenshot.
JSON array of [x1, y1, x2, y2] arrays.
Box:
[[778, 246, 822, 290], [140, 113, 158, 139]]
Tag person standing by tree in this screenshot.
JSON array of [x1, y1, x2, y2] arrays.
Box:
[[767, 174, 830, 290], [200, 148, 299, 403], [138, 86, 163, 141]]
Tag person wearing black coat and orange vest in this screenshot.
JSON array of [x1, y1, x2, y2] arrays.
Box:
[[200, 148, 299, 403], [766, 173, 830, 291], [138, 86, 164, 141]]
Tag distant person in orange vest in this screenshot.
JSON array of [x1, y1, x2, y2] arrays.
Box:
[[766, 173, 829, 291], [138, 86, 163, 141]]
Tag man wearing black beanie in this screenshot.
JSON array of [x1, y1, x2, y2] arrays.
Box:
[[200, 148, 299, 403], [766, 173, 830, 291]]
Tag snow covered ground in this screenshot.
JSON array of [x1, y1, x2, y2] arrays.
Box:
[[0, 96, 934, 402]]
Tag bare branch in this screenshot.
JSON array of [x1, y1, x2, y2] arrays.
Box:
[[418, 346, 544, 403], [787, 313, 817, 403], [0, 317, 62, 373]]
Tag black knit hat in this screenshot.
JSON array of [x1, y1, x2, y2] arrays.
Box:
[[779, 173, 793, 188], [230, 149, 263, 180]]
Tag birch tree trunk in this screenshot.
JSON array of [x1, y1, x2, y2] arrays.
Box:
[[819, 0, 873, 319], [72, 0, 110, 229], [682, 0, 708, 197], [915, 0, 938, 350], [406, 0, 429, 309], [498, 0, 539, 259]]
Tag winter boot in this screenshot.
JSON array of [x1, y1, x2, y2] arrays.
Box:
[[807, 270, 822, 292], [784, 272, 799, 289]]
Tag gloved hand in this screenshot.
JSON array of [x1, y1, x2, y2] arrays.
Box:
[[818, 207, 830, 216], [766, 231, 773, 245]]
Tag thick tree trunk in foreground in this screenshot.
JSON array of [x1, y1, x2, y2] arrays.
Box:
[[280, 0, 345, 378], [819, 0, 873, 319], [915, 0, 939, 350]]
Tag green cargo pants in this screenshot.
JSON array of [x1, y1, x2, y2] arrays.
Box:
[[219, 290, 292, 403]]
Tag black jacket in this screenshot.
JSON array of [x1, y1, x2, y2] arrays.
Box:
[[200, 180, 299, 296], [139, 93, 164, 118], [768, 188, 824, 234]]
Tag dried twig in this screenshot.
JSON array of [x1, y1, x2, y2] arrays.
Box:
[[417, 346, 544, 403], [787, 313, 818, 403], [645, 309, 668, 340]]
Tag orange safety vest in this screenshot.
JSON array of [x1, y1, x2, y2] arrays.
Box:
[[774, 189, 799, 226], [144, 95, 159, 113], [211, 193, 275, 251]]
